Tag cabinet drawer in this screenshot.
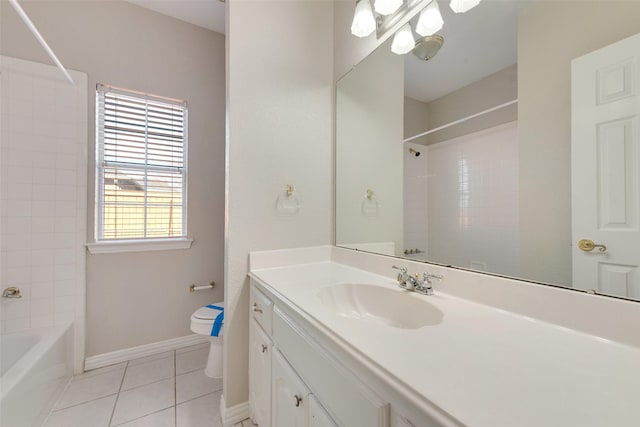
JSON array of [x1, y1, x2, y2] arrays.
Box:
[[250, 283, 273, 334], [273, 306, 389, 427]]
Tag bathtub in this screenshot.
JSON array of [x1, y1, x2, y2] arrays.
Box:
[[1, 323, 74, 427]]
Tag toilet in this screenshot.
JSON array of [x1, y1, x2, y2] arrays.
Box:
[[190, 302, 224, 379]]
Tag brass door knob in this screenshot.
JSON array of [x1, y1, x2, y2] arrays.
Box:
[[578, 239, 607, 253]]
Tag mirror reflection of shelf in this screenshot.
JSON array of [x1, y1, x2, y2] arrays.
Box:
[[404, 99, 518, 143]]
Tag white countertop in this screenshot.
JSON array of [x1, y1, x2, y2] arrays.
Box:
[[250, 261, 640, 427]]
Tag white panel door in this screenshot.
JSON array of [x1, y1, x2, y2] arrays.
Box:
[[249, 319, 272, 427], [572, 32, 640, 299], [272, 349, 309, 427]]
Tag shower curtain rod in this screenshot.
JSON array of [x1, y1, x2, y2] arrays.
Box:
[[403, 99, 518, 143], [8, 0, 75, 85]]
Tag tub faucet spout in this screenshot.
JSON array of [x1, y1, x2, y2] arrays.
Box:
[[2, 286, 22, 298]]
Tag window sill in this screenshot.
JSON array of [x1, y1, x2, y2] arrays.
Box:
[[86, 238, 193, 254]]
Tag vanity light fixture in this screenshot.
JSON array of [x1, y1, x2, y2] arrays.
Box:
[[416, 0, 443, 36], [391, 22, 416, 55], [351, 0, 483, 57], [350, 0, 377, 37], [374, 0, 403, 16], [449, 0, 481, 14]]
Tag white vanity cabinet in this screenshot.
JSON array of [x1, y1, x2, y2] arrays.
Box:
[[249, 286, 274, 427], [250, 283, 338, 427], [249, 279, 391, 427], [249, 318, 272, 427], [309, 395, 339, 427]]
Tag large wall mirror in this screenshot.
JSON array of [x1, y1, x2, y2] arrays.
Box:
[[336, 0, 640, 302]]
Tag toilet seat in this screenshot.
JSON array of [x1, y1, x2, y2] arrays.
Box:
[[190, 302, 224, 336], [193, 306, 220, 320]]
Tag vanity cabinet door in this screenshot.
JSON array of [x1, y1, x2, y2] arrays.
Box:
[[309, 395, 338, 427], [249, 319, 272, 427], [272, 349, 310, 427]]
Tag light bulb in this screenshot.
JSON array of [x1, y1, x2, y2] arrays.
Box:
[[374, 0, 403, 16], [416, 0, 443, 36], [391, 23, 415, 55], [449, 0, 481, 13], [351, 0, 376, 37]]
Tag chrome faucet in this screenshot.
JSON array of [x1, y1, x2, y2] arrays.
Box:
[[2, 286, 22, 298], [392, 265, 415, 290], [415, 272, 443, 295], [392, 266, 442, 295]]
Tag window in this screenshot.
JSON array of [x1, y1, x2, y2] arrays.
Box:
[[95, 84, 187, 242]]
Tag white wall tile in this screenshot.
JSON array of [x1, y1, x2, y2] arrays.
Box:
[[31, 298, 54, 318], [425, 122, 520, 275], [54, 250, 75, 265], [33, 184, 57, 201], [5, 266, 31, 286], [54, 217, 76, 233], [32, 233, 56, 250], [32, 216, 55, 233], [4, 317, 31, 333], [1, 56, 87, 338], [55, 153, 77, 171], [31, 282, 55, 299], [32, 201, 56, 217], [33, 168, 57, 185], [4, 298, 30, 320]]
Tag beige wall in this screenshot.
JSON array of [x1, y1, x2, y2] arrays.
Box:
[[518, 1, 640, 287], [225, 0, 333, 408], [404, 96, 431, 146], [425, 63, 517, 144], [403, 64, 517, 147], [1, 1, 225, 356]]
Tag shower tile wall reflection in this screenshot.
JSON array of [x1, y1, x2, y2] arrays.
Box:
[[413, 121, 520, 276], [403, 142, 429, 261], [0, 56, 87, 333]]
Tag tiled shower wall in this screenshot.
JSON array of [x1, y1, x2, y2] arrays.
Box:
[[403, 141, 429, 260], [427, 121, 520, 276], [0, 56, 87, 360]]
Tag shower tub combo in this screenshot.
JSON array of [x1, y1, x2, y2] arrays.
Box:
[[1, 323, 74, 427]]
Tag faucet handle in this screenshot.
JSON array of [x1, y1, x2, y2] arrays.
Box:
[[392, 265, 413, 289], [2, 286, 22, 299], [392, 265, 407, 273], [422, 272, 443, 284]]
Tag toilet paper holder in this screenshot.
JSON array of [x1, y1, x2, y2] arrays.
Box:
[[189, 282, 216, 292]]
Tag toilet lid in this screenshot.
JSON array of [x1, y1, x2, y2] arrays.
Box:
[[193, 304, 224, 321]]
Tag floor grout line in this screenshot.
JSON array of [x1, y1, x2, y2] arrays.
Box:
[[107, 360, 129, 427], [45, 345, 218, 427], [110, 406, 174, 427], [49, 392, 119, 413]]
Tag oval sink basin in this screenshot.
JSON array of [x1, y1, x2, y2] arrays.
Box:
[[317, 283, 443, 329]]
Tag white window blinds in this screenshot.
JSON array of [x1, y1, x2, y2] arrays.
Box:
[[96, 84, 187, 240]]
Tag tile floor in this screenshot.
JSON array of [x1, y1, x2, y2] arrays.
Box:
[[43, 343, 257, 427]]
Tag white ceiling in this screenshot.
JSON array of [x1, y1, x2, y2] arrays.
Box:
[[125, 0, 226, 34], [404, 0, 517, 103]]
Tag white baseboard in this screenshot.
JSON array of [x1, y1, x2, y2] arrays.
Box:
[[220, 394, 251, 427], [84, 334, 208, 371]]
